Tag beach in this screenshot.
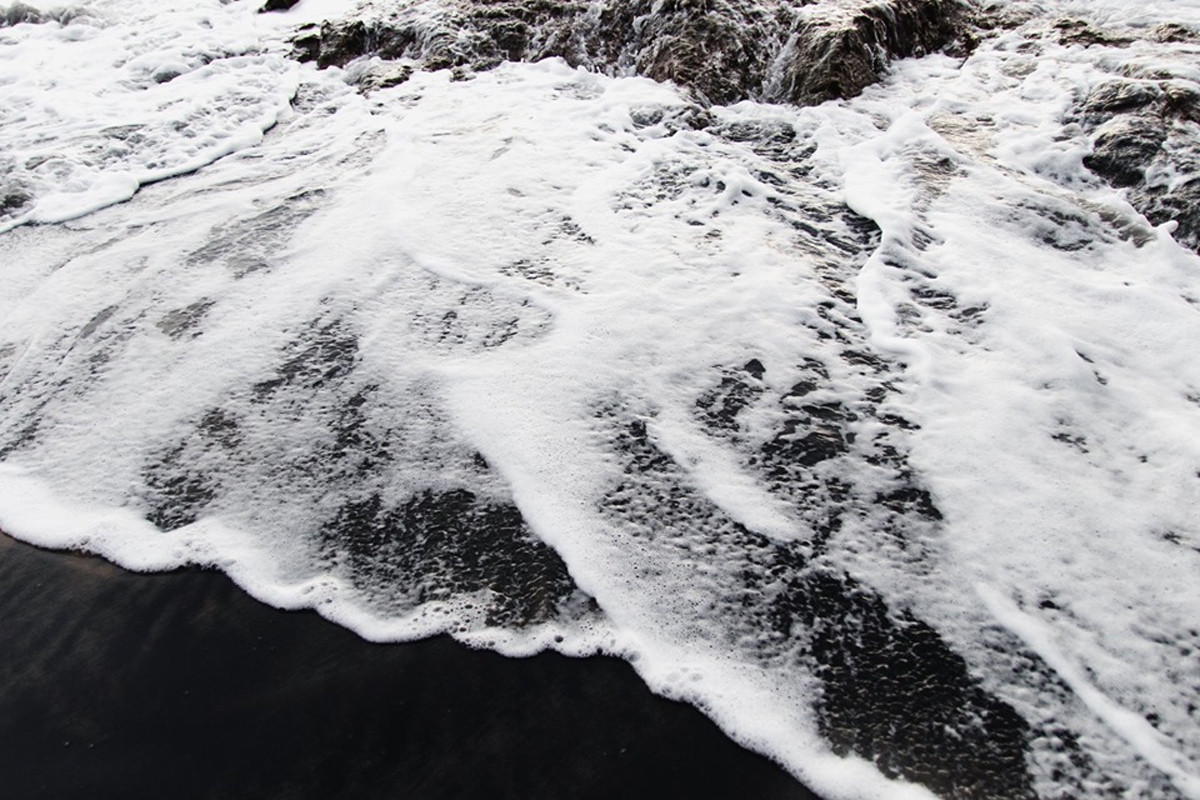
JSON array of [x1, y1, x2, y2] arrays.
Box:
[[4, 1, 1200, 796], [0, 532, 817, 799]]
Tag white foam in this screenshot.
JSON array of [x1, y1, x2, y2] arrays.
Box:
[[979, 583, 1200, 798], [3, 0, 1200, 798], [0, 0, 302, 231], [805, 6, 1200, 795]]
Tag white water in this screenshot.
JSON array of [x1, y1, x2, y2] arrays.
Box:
[[2, 1, 1200, 798]]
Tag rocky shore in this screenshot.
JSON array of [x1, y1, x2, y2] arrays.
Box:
[[272, 0, 1200, 253], [284, 0, 973, 105]]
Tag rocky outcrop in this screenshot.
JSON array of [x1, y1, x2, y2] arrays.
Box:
[[767, 0, 970, 105], [259, 0, 302, 13], [1075, 68, 1200, 251], [1, 2, 45, 26], [0, 2, 89, 26], [291, 0, 972, 106]]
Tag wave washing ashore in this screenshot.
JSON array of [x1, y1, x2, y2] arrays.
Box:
[[0, 531, 813, 799], [2, 0, 1200, 798]]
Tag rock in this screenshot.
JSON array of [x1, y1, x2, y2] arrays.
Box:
[[1, 2, 42, 26], [299, 0, 588, 71], [259, 0, 302, 12], [1163, 81, 1200, 122], [1075, 72, 1200, 252], [348, 59, 416, 92], [629, 102, 714, 134], [1082, 115, 1167, 187], [1130, 179, 1200, 251], [310, 19, 376, 69], [769, 0, 971, 106], [0, 185, 32, 217], [593, 0, 779, 106], [291, 25, 323, 63], [291, 0, 971, 106], [971, 0, 1037, 32], [1151, 22, 1200, 43], [1081, 79, 1162, 121], [1051, 17, 1134, 47]]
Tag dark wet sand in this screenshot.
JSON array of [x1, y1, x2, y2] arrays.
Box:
[[0, 531, 820, 800]]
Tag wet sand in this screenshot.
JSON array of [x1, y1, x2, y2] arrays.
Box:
[[0, 531, 820, 799]]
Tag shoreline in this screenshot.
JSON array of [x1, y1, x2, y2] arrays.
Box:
[[0, 530, 820, 799]]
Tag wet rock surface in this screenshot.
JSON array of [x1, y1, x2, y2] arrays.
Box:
[[769, 0, 970, 105], [1084, 115, 1168, 188], [0, 185, 32, 219], [0, 2, 89, 26], [259, 0, 301, 13], [290, 0, 971, 106], [0, 2, 42, 26], [1069, 30, 1200, 251]]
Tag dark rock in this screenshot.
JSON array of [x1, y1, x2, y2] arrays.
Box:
[[354, 61, 416, 92], [629, 103, 714, 133], [1075, 70, 1200, 251], [1130, 178, 1200, 251], [1082, 115, 1167, 187], [0, 2, 41, 26], [1151, 22, 1200, 43], [0, 186, 32, 217], [310, 19, 376, 69], [291, 26, 322, 63], [1078, 76, 1200, 125], [290, 0, 970, 107], [715, 118, 796, 144], [769, 0, 971, 106], [1051, 17, 1134, 47], [259, 0, 301, 12], [1164, 81, 1200, 122], [1081, 79, 1162, 121], [971, 1, 1038, 33], [595, 0, 770, 105]]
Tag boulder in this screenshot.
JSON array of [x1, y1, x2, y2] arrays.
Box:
[[1082, 115, 1167, 187], [769, 0, 971, 106], [259, 0, 302, 13], [1076, 75, 1200, 251], [1130, 179, 1200, 251], [1, 2, 42, 26]]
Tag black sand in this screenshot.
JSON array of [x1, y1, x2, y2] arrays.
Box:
[[0, 532, 820, 799]]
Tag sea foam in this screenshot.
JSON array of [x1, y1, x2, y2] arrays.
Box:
[[2, 1, 1200, 798]]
